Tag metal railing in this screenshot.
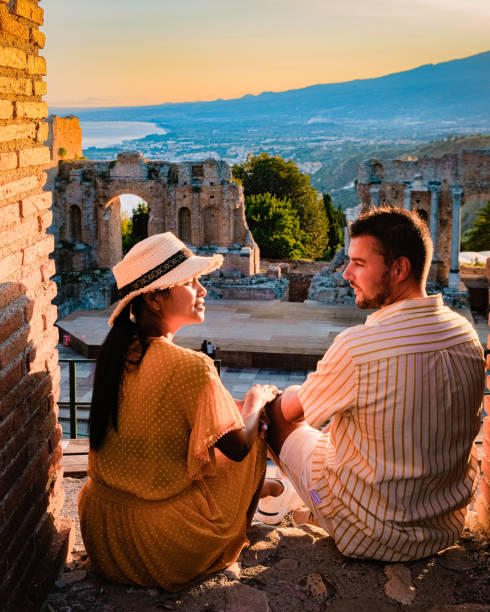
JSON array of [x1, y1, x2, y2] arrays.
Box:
[[59, 358, 95, 439], [59, 356, 222, 439]]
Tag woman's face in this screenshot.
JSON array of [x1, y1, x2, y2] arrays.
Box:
[[158, 276, 207, 334]]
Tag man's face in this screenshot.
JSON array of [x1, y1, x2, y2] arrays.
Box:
[[343, 235, 394, 309]]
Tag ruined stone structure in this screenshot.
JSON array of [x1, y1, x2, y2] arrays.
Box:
[[357, 150, 490, 291], [52, 152, 259, 277], [46, 114, 83, 163], [0, 1, 72, 608]]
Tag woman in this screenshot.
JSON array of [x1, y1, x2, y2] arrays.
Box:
[[79, 232, 279, 591]]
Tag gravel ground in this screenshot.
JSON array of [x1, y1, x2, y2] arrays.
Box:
[[44, 477, 490, 612]]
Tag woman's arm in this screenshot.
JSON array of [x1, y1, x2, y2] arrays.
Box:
[[215, 384, 278, 461]]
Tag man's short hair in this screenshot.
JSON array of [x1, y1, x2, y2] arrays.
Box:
[[349, 206, 433, 283]]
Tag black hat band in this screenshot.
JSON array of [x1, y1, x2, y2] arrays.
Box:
[[118, 247, 193, 300]]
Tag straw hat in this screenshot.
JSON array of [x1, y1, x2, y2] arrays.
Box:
[[108, 232, 222, 326]]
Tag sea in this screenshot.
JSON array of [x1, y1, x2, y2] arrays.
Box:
[[80, 120, 167, 149]]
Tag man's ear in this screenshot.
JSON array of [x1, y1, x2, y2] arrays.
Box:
[[392, 256, 412, 283]]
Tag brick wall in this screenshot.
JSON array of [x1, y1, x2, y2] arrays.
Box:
[[0, 1, 72, 609]]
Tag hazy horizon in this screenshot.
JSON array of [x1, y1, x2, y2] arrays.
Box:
[[43, 0, 490, 108]]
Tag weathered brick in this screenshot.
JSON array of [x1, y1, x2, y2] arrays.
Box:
[[0, 280, 23, 310], [33, 79, 47, 97], [0, 306, 23, 345], [18, 145, 50, 167], [42, 303, 57, 331], [0, 46, 26, 69], [40, 258, 56, 282], [0, 151, 18, 170], [0, 175, 39, 203], [0, 100, 13, 119], [15, 101, 48, 120], [0, 396, 26, 447], [0, 446, 29, 500], [48, 424, 62, 454], [0, 356, 24, 397], [0, 325, 29, 368], [20, 191, 52, 217], [30, 27, 45, 48], [0, 13, 30, 40], [0, 251, 23, 280], [0, 201, 20, 229], [12, 0, 44, 25], [22, 234, 53, 265], [0, 121, 37, 143], [26, 54, 46, 75], [0, 75, 32, 96]]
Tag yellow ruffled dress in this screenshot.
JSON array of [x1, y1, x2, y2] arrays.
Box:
[[78, 337, 266, 591]]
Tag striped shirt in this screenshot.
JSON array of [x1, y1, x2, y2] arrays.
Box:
[[297, 294, 485, 561]]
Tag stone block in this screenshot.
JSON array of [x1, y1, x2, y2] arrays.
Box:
[[22, 234, 54, 266], [0, 202, 20, 229], [36, 120, 49, 142], [0, 46, 26, 69], [0, 13, 30, 40], [20, 192, 52, 217], [0, 151, 18, 170], [0, 100, 13, 120], [33, 78, 47, 96], [26, 54, 46, 75], [15, 101, 48, 120], [0, 122, 36, 143], [0, 251, 23, 280], [12, 0, 44, 25], [30, 27, 45, 48], [38, 209, 52, 232], [0, 175, 40, 205], [0, 75, 32, 95], [0, 325, 30, 368], [18, 145, 50, 167]]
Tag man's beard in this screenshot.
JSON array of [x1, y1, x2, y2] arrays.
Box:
[[354, 271, 392, 310]]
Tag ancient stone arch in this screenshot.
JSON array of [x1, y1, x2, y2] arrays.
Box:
[[52, 152, 258, 273], [357, 149, 490, 289]]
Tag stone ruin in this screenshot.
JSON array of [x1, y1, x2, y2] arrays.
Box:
[[357, 150, 490, 293], [51, 150, 289, 316]]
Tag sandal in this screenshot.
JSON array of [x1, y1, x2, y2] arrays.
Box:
[[254, 478, 304, 526]]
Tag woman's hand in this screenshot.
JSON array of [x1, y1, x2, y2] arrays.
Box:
[[243, 384, 280, 409], [216, 384, 280, 462]]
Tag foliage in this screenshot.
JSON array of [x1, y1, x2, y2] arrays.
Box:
[[121, 201, 150, 254], [461, 200, 490, 251], [322, 193, 346, 259], [58, 147, 67, 157], [234, 153, 329, 259], [245, 193, 306, 259]]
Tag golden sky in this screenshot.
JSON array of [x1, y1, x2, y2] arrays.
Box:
[[43, 0, 490, 107]]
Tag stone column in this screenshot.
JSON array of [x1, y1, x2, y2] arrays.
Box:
[[429, 183, 440, 259], [370, 184, 380, 207], [448, 185, 463, 291], [403, 184, 412, 210]]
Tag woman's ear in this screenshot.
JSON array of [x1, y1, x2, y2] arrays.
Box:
[[142, 291, 161, 313]]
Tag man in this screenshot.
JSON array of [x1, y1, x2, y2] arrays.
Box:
[[266, 206, 485, 561]]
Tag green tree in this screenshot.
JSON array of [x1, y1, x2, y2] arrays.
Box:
[[322, 193, 346, 259], [461, 200, 490, 251], [245, 193, 306, 259], [121, 201, 150, 254], [234, 153, 329, 259]]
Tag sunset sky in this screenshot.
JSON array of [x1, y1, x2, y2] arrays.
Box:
[[44, 0, 490, 108]]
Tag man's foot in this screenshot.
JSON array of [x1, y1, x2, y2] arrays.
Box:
[[254, 478, 304, 525]]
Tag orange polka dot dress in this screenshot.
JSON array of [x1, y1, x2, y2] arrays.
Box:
[[78, 337, 267, 591]]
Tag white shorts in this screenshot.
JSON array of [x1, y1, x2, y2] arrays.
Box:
[[277, 423, 331, 531]]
